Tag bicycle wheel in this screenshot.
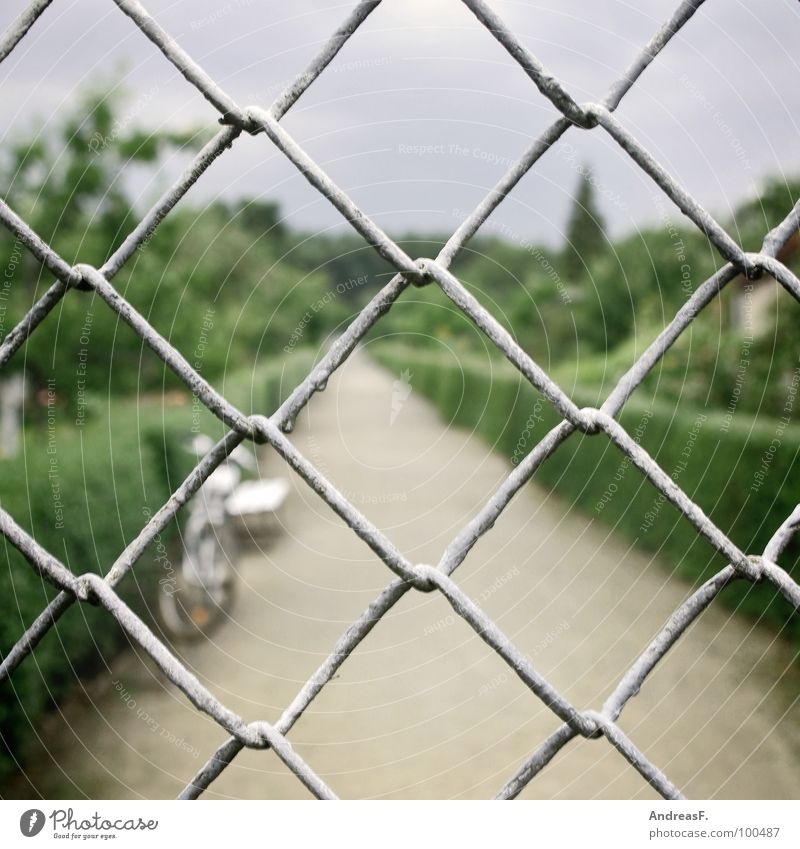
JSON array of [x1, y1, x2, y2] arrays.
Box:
[[157, 520, 238, 641]]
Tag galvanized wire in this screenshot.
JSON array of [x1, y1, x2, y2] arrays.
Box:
[[0, 0, 798, 801]]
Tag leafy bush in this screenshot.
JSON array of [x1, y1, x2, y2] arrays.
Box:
[[0, 405, 176, 780]]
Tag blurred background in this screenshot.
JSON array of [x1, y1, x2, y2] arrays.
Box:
[[0, 0, 798, 800]]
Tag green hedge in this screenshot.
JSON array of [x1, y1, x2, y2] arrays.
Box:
[[374, 344, 800, 645], [0, 405, 179, 781], [216, 347, 316, 425], [0, 350, 315, 782]]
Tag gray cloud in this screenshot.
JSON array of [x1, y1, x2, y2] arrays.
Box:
[[1, 0, 799, 245]]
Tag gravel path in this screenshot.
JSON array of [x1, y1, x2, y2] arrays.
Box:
[[9, 353, 800, 800]]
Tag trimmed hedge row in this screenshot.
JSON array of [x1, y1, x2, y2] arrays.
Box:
[[221, 347, 316, 425], [374, 344, 800, 645], [0, 405, 181, 782], [0, 349, 316, 782]]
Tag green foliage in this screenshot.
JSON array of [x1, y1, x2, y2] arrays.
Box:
[[222, 346, 317, 419], [732, 175, 800, 250], [0, 404, 174, 781], [0, 87, 205, 398], [374, 343, 800, 647], [0, 90, 347, 412]]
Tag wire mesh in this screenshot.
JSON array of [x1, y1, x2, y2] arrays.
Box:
[[0, 0, 798, 800]]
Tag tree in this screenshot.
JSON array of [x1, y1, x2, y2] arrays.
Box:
[[0, 88, 344, 416], [561, 167, 607, 282], [0, 86, 203, 406]]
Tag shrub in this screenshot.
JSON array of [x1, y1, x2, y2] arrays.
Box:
[[0, 405, 176, 780]]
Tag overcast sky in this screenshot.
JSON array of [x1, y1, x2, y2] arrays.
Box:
[[1, 0, 799, 247]]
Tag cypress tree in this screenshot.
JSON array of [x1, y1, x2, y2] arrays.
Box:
[[562, 168, 607, 281]]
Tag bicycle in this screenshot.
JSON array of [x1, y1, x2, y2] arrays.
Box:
[[157, 434, 289, 640]]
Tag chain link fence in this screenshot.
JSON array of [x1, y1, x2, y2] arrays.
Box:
[[0, 0, 799, 800]]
